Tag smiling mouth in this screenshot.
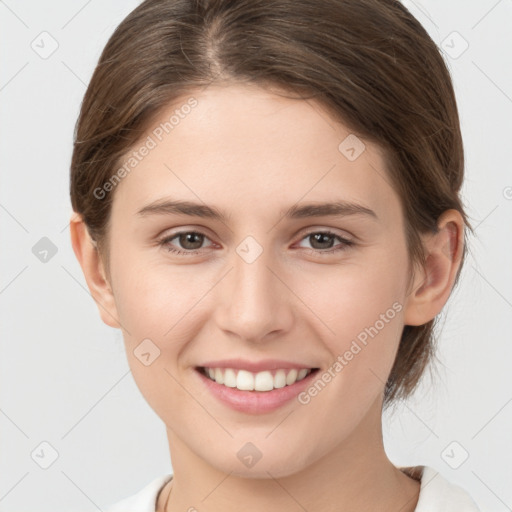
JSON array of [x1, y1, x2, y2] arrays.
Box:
[[196, 366, 320, 392]]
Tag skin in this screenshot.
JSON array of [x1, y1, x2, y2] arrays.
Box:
[[70, 82, 464, 512]]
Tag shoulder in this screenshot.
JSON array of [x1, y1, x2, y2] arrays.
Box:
[[401, 465, 481, 512], [104, 474, 173, 512]]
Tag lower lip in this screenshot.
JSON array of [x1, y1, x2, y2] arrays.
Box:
[[195, 368, 320, 414]]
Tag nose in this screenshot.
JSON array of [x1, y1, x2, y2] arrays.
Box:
[[213, 240, 294, 343]]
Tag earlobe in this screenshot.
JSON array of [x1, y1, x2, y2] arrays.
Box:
[[403, 210, 464, 326], [69, 211, 121, 329]]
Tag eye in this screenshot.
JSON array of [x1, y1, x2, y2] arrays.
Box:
[[158, 229, 355, 257], [158, 231, 214, 255], [296, 230, 354, 255]]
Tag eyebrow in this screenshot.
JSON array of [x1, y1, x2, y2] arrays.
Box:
[[136, 198, 378, 222]]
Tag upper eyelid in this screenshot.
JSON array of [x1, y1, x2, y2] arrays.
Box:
[[296, 226, 354, 240]]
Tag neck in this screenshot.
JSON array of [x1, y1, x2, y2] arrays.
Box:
[[159, 397, 420, 512]]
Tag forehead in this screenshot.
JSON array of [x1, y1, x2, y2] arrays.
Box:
[[112, 83, 401, 226]]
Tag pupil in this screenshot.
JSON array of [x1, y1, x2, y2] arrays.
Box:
[[312, 233, 332, 249], [181, 232, 203, 250]]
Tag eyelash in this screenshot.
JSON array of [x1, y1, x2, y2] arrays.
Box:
[[158, 230, 355, 256]]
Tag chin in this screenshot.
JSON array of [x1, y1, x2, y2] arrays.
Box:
[[229, 461, 304, 480]]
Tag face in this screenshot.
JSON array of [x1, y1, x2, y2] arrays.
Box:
[[102, 83, 415, 478]]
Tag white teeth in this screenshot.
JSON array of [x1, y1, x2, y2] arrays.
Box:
[[254, 371, 274, 391], [286, 369, 298, 385], [273, 369, 287, 389], [237, 370, 256, 391], [202, 367, 314, 391], [214, 367, 224, 384], [297, 368, 308, 380], [223, 368, 237, 388]]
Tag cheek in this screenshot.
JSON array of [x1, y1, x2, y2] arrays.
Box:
[[298, 247, 409, 382], [304, 254, 406, 337], [109, 242, 204, 338], [109, 254, 208, 417]]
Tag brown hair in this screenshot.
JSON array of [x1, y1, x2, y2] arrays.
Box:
[[70, 0, 473, 408]]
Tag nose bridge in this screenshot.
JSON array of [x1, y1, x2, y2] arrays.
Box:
[[216, 235, 290, 340]]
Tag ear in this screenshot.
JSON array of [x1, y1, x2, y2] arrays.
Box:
[[69, 211, 121, 329], [403, 209, 465, 326]]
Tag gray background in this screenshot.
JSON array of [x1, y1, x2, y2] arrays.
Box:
[[1, 0, 511, 510]]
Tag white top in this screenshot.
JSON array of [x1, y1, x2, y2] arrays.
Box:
[[103, 465, 481, 512]]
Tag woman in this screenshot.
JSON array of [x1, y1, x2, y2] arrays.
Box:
[[69, 0, 480, 510]]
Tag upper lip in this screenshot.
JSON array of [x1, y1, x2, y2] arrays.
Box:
[[197, 359, 319, 373]]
